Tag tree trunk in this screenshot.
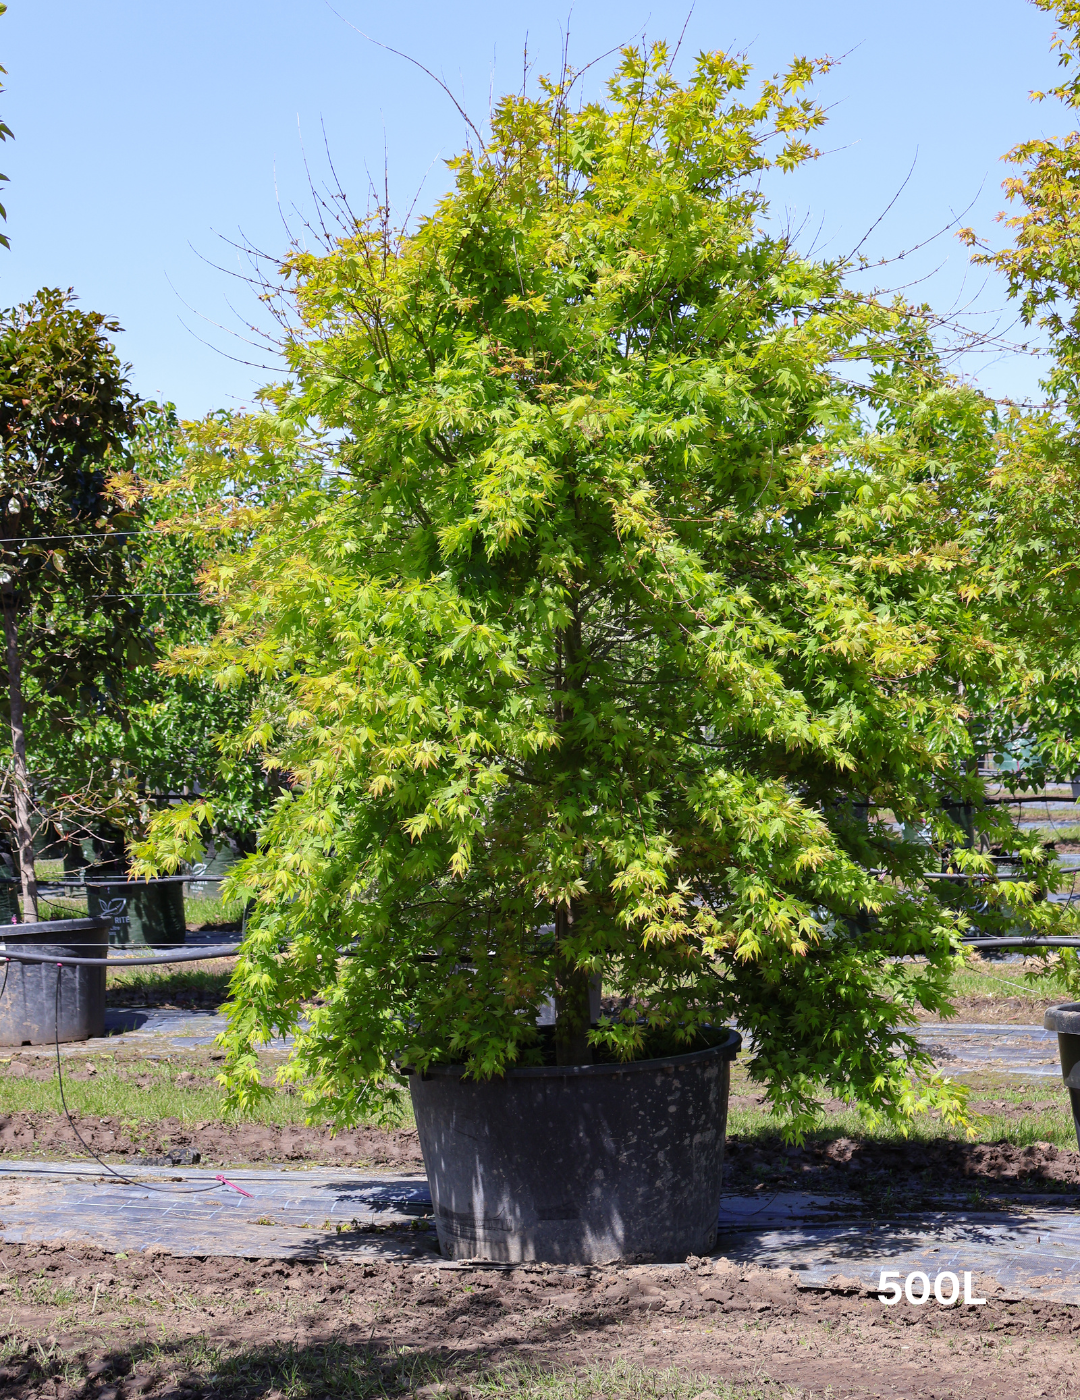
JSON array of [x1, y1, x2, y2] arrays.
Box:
[[1, 544, 36, 922], [552, 599, 593, 1065], [553, 906, 593, 1065]]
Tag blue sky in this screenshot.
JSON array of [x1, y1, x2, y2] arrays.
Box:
[[1, 0, 1067, 415]]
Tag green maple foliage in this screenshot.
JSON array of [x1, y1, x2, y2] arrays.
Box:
[[962, 0, 1080, 409], [137, 45, 1080, 1134], [956, 0, 1080, 992]]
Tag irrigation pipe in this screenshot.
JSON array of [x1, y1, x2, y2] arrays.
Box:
[[0, 944, 250, 1198], [0, 945, 240, 968], [962, 937, 1080, 949], [46, 965, 245, 1198]]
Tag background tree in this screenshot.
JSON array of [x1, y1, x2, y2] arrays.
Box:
[[140, 45, 1080, 1135], [0, 2, 13, 251], [15, 400, 279, 907], [0, 288, 145, 917], [954, 0, 1080, 978]]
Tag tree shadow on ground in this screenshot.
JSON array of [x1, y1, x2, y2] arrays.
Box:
[[4, 1314, 645, 1400]]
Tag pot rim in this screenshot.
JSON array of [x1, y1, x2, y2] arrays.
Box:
[[407, 1027, 741, 1080], [1045, 1002, 1080, 1034], [0, 918, 109, 939]]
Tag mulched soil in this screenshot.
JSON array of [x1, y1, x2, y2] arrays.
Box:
[[0, 1112, 426, 1169], [918, 995, 1059, 1024], [722, 1117, 1080, 1199], [1, 1244, 1077, 1400]]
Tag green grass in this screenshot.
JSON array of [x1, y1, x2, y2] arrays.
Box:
[[728, 1058, 1079, 1148], [441, 1362, 784, 1400], [26, 891, 86, 920], [105, 962, 235, 1004], [0, 1054, 316, 1128], [728, 1098, 1077, 1151], [1030, 823, 1080, 844], [35, 890, 243, 929], [944, 958, 1073, 1003], [18, 1040, 1072, 1149]]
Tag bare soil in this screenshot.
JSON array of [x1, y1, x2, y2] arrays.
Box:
[[0, 1112, 425, 1170], [917, 995, 1057, 1025], [722, 1116, 1080, 1199], [1, 1243, 1078, 1400]]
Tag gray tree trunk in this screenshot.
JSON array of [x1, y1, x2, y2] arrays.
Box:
[[554, 905, 593, 1065], [1, 533, 36, 921]]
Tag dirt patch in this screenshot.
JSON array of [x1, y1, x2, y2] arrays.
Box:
[[1, 1244, 1078, 1400], [722, 1129, 1080, 1198], [0, 1112, 425, 1169], [918, 995, 1057, 1024], [969, 1095, 1065, 1118]]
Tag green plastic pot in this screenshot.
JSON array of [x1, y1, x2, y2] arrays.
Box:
[[85, 875, 187, 948], [186, 847, 237, 899]]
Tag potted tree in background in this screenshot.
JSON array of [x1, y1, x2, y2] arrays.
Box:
[[138, 43, 1080, 1261], [0, 289, 146, 1038], [958, 0, 1080, 1114]]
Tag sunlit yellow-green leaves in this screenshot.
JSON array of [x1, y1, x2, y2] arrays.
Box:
[[136, 41, 1080, 1139]]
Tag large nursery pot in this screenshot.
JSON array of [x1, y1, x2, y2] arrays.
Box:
[[1044, 1003, 1080, 1149], [85, 874, 187, 948], [0, 918, 109, 1045], [409, 1028, 742, 1264]]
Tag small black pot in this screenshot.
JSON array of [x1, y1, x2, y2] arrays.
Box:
[[1044, 1002, 1080, 1149], [0, 918, 109, 1045], [409, 1029, 741, 1264]]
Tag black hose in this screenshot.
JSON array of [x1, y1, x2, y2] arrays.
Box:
[[29, 963, 230, 1196], [0, 945, 239, 968], [961, 937, 1080, 949]]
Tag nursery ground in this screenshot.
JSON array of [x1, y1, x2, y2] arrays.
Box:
[[0, 1243, 1077, 1400], [1, 959, 1079, 1396], [1, 999, 1079, 1185], [0, 1070, 1078, 1203], [910, 954, 1075, 1026]]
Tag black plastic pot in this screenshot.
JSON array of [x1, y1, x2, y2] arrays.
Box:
[[1045, 1003, 1080, 1149], [0, 918, 109, 1045], [85, 875, 187, 948], [409, 1028, 742, 1264]]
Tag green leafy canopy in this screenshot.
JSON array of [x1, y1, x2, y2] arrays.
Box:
[[137, 44, 1080, 1136]]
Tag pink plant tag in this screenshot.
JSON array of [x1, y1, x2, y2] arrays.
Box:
[[216, 1174, 254, 1198]]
